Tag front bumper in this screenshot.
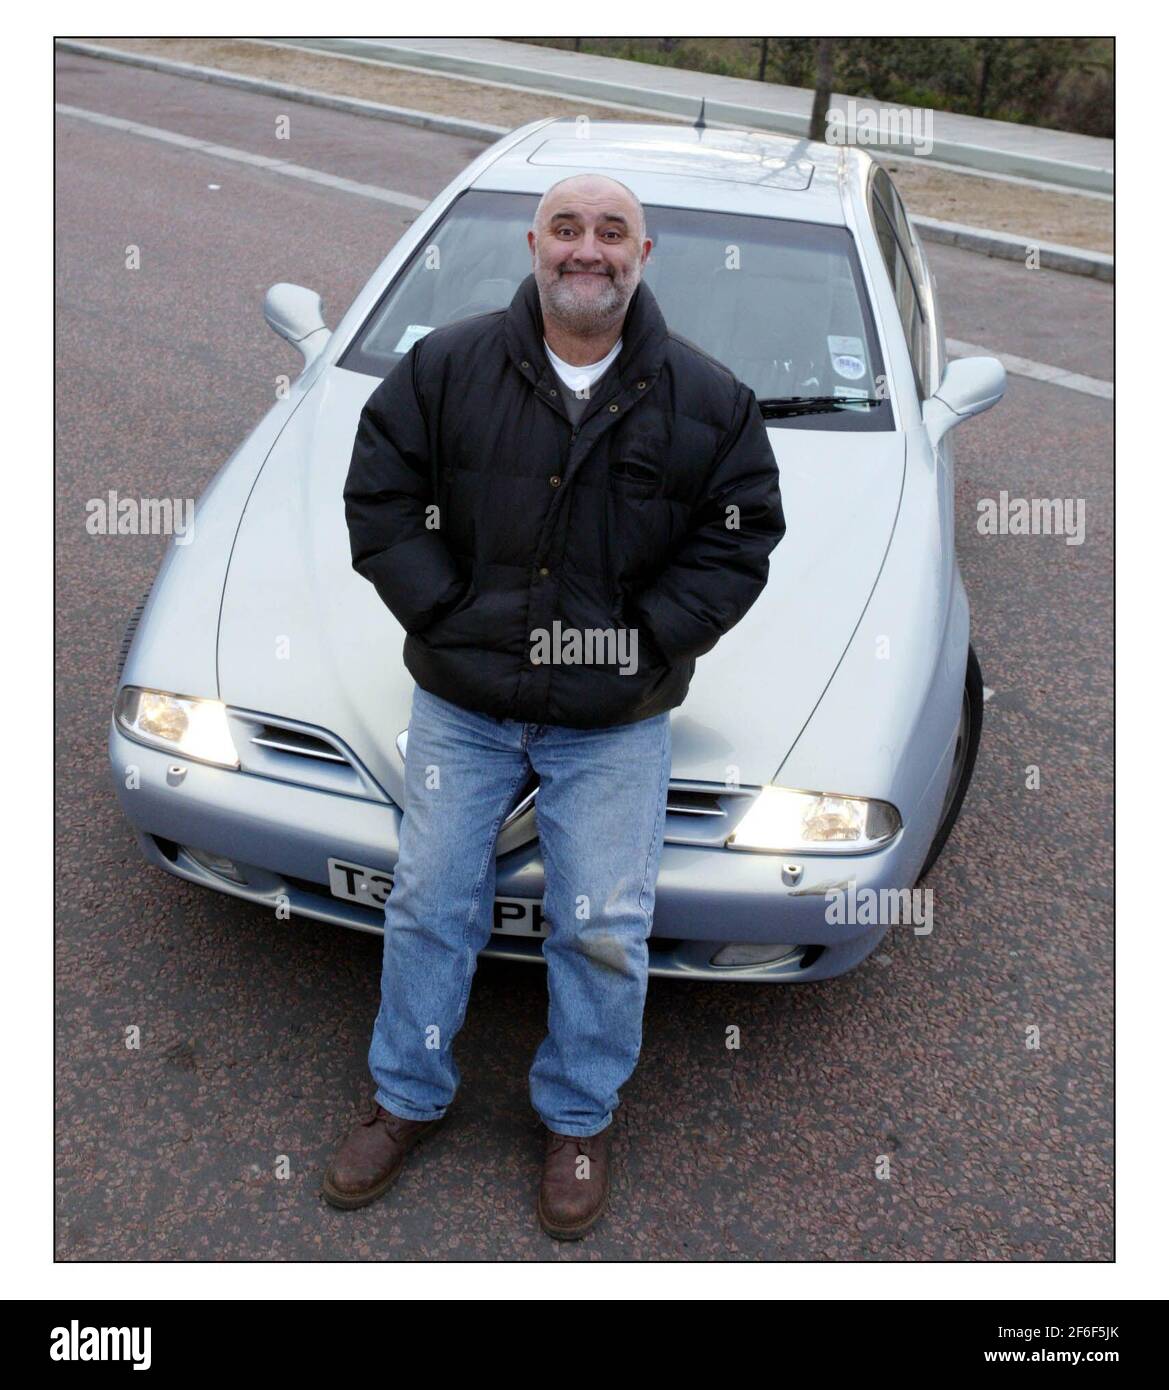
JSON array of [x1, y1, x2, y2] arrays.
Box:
[[108, 718, 940, 984]]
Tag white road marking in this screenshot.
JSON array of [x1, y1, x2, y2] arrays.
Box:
[[57, 102, 1115, 404], [947, 338, 1112, 400], [55, 102, 428, 211]]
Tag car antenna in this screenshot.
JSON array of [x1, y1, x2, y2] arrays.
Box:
[[694, 97, 707, 131]]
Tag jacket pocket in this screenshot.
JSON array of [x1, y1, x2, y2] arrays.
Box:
[[446, 578, 477, 618], [423, 568, 477, 641], [601, 481, 624, 613], [605, 470, 675, 603], [609, 577, 670, 677], [610, 457, 662, 497]]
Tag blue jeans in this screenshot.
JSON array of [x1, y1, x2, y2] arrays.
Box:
[[368, 684, 671, 1138]]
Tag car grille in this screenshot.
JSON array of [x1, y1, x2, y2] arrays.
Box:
[[663, 781, 758, 846], [222, 711, 759, 844], [497, 775, 757, 849], [225, 710, 390, 802], [502, 771, 540, 830]]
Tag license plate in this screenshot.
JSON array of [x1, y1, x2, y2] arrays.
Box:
[[327, 857, 548, 938]]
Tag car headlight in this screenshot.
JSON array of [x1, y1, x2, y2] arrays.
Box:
[[725, 786, 901, 854], [114, 686, 240, 769]]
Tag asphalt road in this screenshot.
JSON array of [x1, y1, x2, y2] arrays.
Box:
[[55, 51, 1113, 1261]]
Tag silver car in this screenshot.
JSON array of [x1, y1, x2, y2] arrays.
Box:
[[108, 119, 1005, 983]]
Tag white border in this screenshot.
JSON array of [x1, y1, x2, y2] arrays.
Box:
[[27, 5, 1137, 1301]]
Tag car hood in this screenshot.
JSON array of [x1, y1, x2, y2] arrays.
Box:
[[218, 367, 905, 802]]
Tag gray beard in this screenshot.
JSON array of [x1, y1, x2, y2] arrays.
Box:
[[538, 268, 631, 336]]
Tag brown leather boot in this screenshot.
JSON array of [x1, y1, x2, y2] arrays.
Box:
[[537, 1124, 612, 1239], [322, 1098, 446, 1210]]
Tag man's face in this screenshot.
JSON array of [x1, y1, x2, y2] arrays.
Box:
[[528, 180, 652, 335]]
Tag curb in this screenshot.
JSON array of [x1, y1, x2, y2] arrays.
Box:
[[274, 36, 1114, 195], [913, 216, 1113, 282], [56, 40, 1113, 282]]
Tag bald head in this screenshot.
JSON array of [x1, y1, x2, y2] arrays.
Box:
[[527, 171, 652, 345], [533, 173, 646, 245]]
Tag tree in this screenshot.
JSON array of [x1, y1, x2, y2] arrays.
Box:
[[809, 38, 835, 142], [975, 39, 996, 117]]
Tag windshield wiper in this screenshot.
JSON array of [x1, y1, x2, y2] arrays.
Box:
[[757, 395, 883, 418]]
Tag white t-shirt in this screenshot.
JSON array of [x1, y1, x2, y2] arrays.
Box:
[[543, 336, 622, 395]]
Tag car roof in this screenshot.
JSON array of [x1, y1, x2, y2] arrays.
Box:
[[471, 119, 875, 227]]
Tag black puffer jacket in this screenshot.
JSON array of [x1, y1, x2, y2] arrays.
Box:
[[344, 273, 784, 729]]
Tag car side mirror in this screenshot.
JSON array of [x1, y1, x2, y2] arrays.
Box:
[[263, 282, 331, 369], [923, 356, 1006, 448]]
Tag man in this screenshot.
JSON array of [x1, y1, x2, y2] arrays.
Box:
[[330, 172, 784, 1238]]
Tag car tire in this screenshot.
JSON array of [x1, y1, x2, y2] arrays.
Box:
[[915, 644, 984, 883]]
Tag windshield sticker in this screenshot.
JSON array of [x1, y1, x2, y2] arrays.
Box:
[[832, 353, 867, 380], [828, 334, 865, 357], [394, 324, 434, 354], [833, 385, 870, 399]]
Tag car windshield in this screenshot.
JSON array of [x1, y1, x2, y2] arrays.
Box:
[[339, 189, 892, 431]]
